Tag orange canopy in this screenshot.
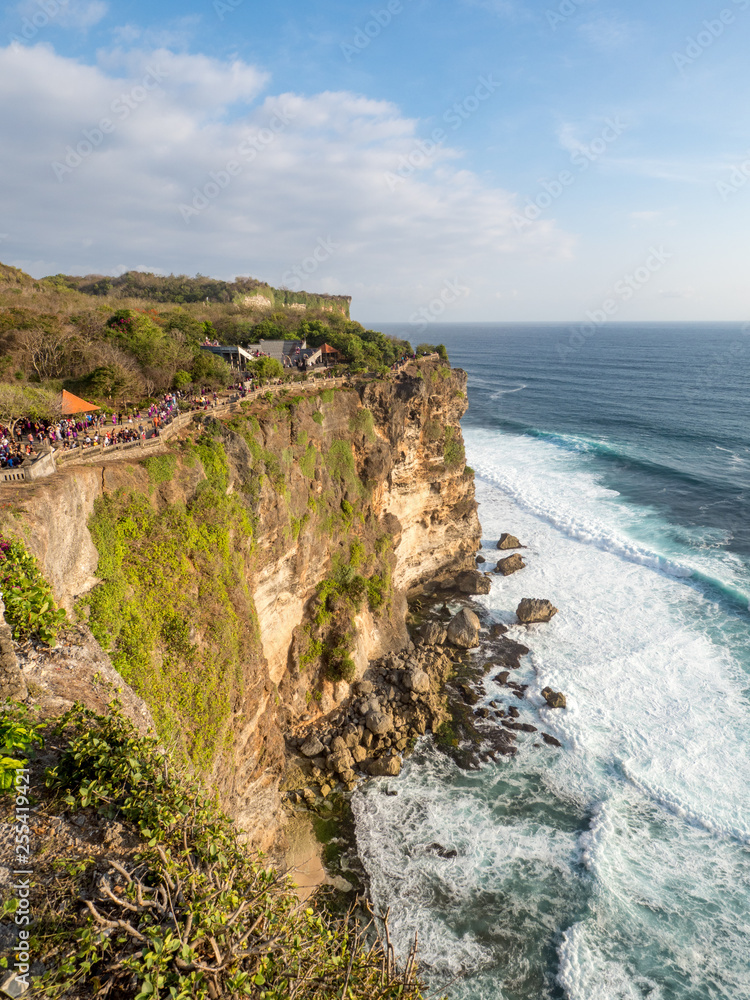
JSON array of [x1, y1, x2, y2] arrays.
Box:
[[61, 389, 100, 414]]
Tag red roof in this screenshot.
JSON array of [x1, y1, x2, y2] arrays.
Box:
[[62, 389, 100, 414]]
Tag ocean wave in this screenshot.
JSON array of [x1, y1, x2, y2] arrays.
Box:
[[471, 455, 750, 612]]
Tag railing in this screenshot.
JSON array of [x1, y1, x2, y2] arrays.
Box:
[[0, 469, 26, 483], [1, 356, 437, 482]]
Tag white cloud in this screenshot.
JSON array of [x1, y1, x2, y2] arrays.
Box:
[[12, 0, 108, 33], [0, 42, 573, 318]]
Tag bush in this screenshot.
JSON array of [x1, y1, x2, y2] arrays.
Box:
[[443, 427, 465, 468], [0, 538, 67, 644], [0, 706, 43, 795], [38, 703, 426, 999]]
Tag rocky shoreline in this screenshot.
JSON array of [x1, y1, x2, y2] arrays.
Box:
[[280, 532, 566, 891]]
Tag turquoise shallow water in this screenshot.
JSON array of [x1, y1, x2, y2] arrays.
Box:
[[352, 324, 750, 1000]]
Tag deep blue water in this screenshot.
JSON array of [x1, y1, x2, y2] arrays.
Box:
[[353, 323, 750, 1000]]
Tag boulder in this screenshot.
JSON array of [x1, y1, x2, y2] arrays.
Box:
[[426, 843, 458, 860], [457, 570, 492, 595], [368, 756, 402, 777], [490, 623, 509, 638], [516, 598, 558, 624], [542, 732, 562, 748], [419, 622, 447, 646], [476, 555, 486, 565], [497, 533, 523, 550], [351, 744, 367, 763], [300, 735, 325, 758], [330, 736, 348, 755], [447, 608, 481, 648], [365, 709, 393, 735], [356, 680, 374, 696], [404, 668, 431, 694], [541, 687, 567, 709], [495, 554, 526, 576], [331, 749, 354, 775], [493, 671, 510, 686], [493, 636, 531, 669]]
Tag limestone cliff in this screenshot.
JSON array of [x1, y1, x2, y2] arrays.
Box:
[[0, 359, 480, 848]]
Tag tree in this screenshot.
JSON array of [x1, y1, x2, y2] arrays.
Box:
[[16, 327, 82, 381], [248, 356, 284, 384], [190, 350, 232, 388], [0, 384, 61, 432]]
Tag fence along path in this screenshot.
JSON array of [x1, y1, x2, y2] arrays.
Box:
[[7, 371, 359, 480], [1, 356, 437, 483]]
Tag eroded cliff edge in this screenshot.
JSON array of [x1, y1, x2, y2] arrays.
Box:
[[1, 360, 480, 849]]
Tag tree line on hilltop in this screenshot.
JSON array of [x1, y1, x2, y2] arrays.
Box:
[[0, 264, 448, 426]]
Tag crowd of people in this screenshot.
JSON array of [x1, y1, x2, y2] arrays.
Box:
[[1, 356, 431, 473]]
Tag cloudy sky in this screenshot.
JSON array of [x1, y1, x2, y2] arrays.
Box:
[[1, 0, 749, 322]]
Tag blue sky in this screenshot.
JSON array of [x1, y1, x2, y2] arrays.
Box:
[[1, 0, 749, 322]]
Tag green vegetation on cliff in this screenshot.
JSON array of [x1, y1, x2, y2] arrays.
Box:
[[0, 536, 67, 644], [1, 701, 426, 999], [82, 436, 257, 771]]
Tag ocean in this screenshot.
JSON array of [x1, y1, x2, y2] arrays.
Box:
[[352, 323, 750, 1000]]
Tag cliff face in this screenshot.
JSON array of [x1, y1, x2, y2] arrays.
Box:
[[2, 361, 480, 848]]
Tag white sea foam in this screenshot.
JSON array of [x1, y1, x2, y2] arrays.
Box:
[[353, 424, 750, 1000]]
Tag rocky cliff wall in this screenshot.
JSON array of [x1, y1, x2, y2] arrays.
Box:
[[0, 360, 480, 848]]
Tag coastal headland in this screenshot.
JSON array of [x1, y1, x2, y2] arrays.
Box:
[[1, 345, 533, 997]]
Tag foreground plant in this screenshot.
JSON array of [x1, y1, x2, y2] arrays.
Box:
[[35, 703, 426, 999], [0, 537, 67, 644]]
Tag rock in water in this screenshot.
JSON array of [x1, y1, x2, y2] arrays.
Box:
[[497, 533, 523, 550], [490, 623, 509, 637], [457, 570, 492, 595], [426, 843, 458, 859], [516, 598, 558, 623], [476, 555, 486, 565], [447, 608, 481, 648], [368, 756, 402, 777], [541, 687, 567, 709], [542, 732, 563, 747], [496, 554, 526, 576]]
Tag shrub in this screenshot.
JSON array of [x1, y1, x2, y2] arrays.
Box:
[[0, 706, 43, 795], [38, 703, 426, 999], [443, 427, 465, 468], [0, 538, 67, 644], [349, 408, 375, 440]]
